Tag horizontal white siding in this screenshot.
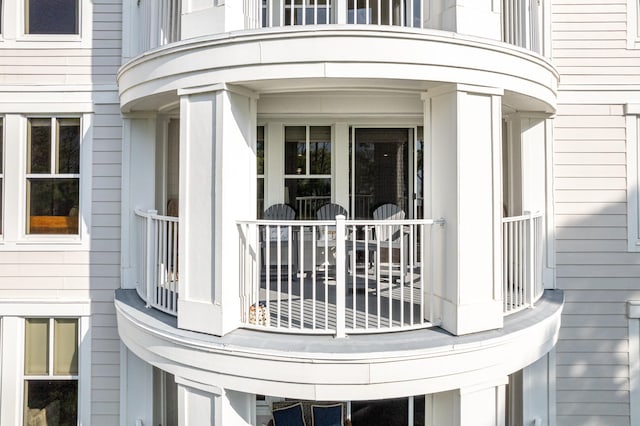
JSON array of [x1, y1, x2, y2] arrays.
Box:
[[551, 4, 640, 423], [0, 0, 123, 423]]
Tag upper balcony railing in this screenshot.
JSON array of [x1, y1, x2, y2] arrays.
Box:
[[130, 0, 545, 58]]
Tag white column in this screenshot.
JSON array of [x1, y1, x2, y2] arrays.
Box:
[[522, 351, 556, 426], [428, 0, 501, 40], [176, 379, 255, 426], [424, 84, 503, 335], [0, 318, 22, 426], [459, 380, 507, 426], [334, 122, 350, 212], [178, 84, 258, 336], [119, 345, 154, 426], [182, 0, 246, 39], [121, 116, 157, 289]]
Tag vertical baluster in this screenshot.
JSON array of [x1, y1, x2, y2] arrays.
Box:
[[351, 226, 356, 329], [409, 224, 414, 326], [399, 224, 404, 327], [364, 225, 369, 329], [335, 216, 346, 337], [324, 225, 329, 330], [376, 225, 381, 328], [287, 225, 293, 328], [312, 225, 317, 330], [387, 224, 392, 327], [276, 225, 282, 327], [299, 224, 305, 329]]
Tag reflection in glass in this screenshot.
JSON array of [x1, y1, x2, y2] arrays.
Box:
[[56, 118, 80, 174], [27, 178, 79, 234], [24, 380, 78, 426], [352, 128, 409, 219], [28, 118, 51, 174], [25, 318, 49, 375], [285, 126, 306, 175], [285, 178, 331, 219], [309, 126, 331, 174], [26, 0, 79, 34]]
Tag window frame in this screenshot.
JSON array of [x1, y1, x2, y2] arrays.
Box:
[[25, 116, 81, 237], [19, 316, 86, 425], [628, 0, 640, 49], [283, 124, 333, 219], [0, 117, 4, 237], [23, 0, 80, 36], [626, 105, 640, 250], [0, 0, 92, 48], [0, 113, 92, 250]]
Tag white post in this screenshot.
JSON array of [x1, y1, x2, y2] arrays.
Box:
[[527, 210, 535, 308], [335, 215, 346, 338], [336, 0, 347, 24], [145, 210, 158, 308]]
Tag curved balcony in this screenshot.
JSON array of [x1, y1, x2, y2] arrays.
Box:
[[133, 210, 544, 335]]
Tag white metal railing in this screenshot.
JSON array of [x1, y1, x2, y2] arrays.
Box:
[[501, 211, 543, 315], [135, 209, 179, 316], [238, 216, 445, 337], [502, 0, 542, 54], [252, 0, 427, 29], [137, 0, 182, 53], [296, 195, 331, 219]]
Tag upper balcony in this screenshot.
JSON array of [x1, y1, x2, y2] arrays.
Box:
[[125, 0, 547, 61]]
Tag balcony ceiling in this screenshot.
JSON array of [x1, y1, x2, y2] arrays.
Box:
[[116, 288, 563, 400], [118, 27, 559, 114]]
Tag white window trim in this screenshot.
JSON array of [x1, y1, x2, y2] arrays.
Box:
[[626, 105, 640, 250], [0, 300, 91, 426], [0, 0, 92, 48], [0, 113, 92, 251], [628, 0, 640, 49], [628, 301, 640, 424]]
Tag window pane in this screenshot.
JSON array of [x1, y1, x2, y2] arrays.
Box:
[[309, 126, 331, 174], [257, 126, 265, 175], [53, 319, 78, 375], [27, 118, 51, 174], [56, 118, 80, 174], [24, 380, 78, 426], [285, 126, 306, 175], [27, 178, 79, 234], [26, 0, 79, 35], [0, 119, 3, 173], [285, 178, 330, 219], [25, 318, 49, 375]]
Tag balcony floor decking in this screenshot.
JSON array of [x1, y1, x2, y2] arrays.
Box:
[[253, 269, 428, 332]]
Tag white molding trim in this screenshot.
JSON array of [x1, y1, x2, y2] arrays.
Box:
[[626, 108, 640, 251], [0, 299, 91, 316], [628, 0, 640, 49], [628, 303, 640, 425]]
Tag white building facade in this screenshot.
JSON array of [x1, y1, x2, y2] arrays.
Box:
[[0, 0, 636, 425]]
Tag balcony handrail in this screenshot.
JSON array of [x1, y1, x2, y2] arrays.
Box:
[[238, 216, 445, 337], [134, 209, 179, 316], [501, 211, 544, 316]]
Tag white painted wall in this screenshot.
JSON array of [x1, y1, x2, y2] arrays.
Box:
[[552, 1, 640, 424], [0, 0, 123, 424]]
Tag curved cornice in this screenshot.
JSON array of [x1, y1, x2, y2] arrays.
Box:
[[116, 289, 563, 400], [117, 27, 559, 113]]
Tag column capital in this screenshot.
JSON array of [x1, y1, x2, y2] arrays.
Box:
[[178, 83, 259, 100]]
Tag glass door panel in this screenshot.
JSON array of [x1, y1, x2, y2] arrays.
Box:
[[350, 128, 410, 219]]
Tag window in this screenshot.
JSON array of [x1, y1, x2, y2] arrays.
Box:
[[23, 317, 78, 426], [0, 118, 3, 235], [284, 125, 331, 219], [25, 0, 79, 35], [628, 0, 640, 48], [26, 117, 80, 235]]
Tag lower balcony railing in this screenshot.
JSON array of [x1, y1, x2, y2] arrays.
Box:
[[132, 210, 544, 331], [237, 217, 445, 337], [135, 209, 179, 316], [501, 211, 544, 314]]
